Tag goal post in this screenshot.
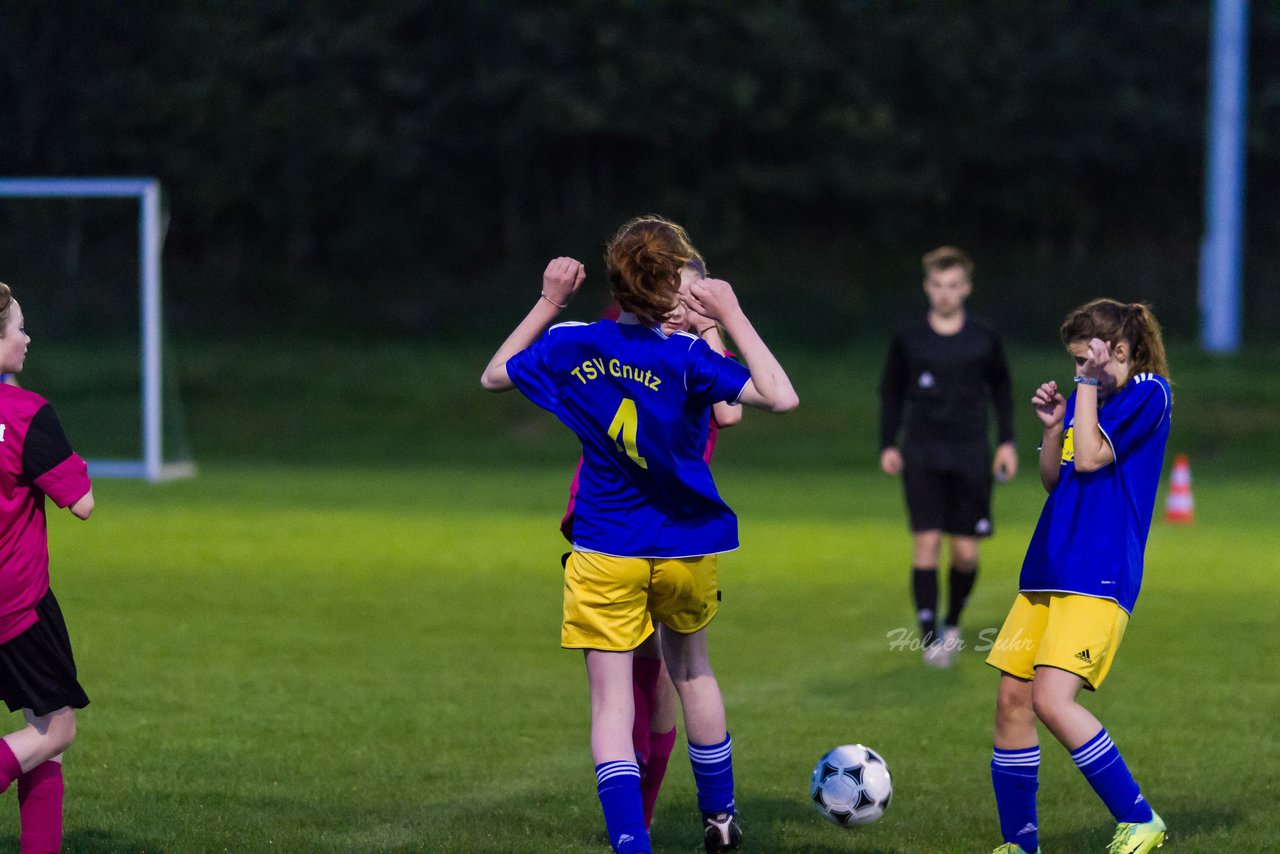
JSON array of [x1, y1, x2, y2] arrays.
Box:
[[0, 177, 195, 482]]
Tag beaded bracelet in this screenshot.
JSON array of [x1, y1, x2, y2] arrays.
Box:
[[1073, 375, 1100, 386]]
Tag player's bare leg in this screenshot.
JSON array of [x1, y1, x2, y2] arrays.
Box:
[[662, 628, 740, 851], [994, 674, 1036, 750], [1033, 667, 1164, 850], [661, 628, 723, 745], [950, 536, 979, 572], [992, 675, 1041, 853], [585, 649, 638, 764], [2, 707, 75, 773], [1030, 666, 1101, 750], [911, 530, 942, 569], [584, 649, 652, 852]]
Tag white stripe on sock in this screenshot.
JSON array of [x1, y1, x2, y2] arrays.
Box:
[[1071, 735, 1114, 768], [688, 740, 733, 764], [596, 761, 641, 784]]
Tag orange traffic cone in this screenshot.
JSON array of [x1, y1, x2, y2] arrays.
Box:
[[1164, 454, 1194, 524]]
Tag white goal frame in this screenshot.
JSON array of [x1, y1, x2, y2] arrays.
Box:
[[0, 177, 195, 481]]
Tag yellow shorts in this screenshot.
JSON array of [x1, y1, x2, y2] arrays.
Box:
[[985, 592, 1129, 691], [562, 551, 720, 651]]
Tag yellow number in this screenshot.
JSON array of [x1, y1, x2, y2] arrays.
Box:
[[1061, 427, 1075, 463], [607, 398, 648, 469]]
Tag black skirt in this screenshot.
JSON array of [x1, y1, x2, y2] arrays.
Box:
[[0, 589, 89, 717]]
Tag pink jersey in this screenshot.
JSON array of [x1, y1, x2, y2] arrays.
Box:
[[0, 386, 91, 643]]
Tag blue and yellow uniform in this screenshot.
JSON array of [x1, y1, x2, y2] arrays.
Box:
[[506, 313, 750, 650], [986, 373, 1171, 688]]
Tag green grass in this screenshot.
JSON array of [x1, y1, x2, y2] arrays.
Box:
[[20, 339, 1280, 472], [14, 462, 1276, 852]]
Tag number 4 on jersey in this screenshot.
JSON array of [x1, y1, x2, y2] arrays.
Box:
[[607, 398, 648, 469]]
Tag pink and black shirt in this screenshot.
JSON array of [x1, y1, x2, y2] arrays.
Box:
[[0, 386, 91, 643]]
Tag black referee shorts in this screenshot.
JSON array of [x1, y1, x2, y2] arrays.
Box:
[[902, 448, 994, 538], [0, 589, 89, 717]]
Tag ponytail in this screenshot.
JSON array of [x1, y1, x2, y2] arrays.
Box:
[[1120, 302, 1169, 379], [1060, 298, 1170, 382]]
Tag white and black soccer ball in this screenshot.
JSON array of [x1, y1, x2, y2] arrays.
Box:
[[810, 743, 893, 827]]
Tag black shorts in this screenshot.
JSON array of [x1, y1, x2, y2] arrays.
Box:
[[0, 589, 89, 717], [902, 448, 994, 538]]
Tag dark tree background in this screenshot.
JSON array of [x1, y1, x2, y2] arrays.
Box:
[[0, 1, 1276, 345]]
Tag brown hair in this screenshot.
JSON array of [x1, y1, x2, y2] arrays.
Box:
[[922, 246, 974, 277], [0, 282, 11, 336], [605, 215, 699, 326], [1059, 298, 1170, 380]]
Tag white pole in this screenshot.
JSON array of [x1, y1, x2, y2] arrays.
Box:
[[1199, 0, 1249, 353], [141, 181, 163, 481]]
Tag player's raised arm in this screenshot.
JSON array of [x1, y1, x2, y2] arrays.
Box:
[[1067, 337, 1118, 473], [480, 257, 585, 392], [1032, 380, 1067, 492], [683, 277, 798, 413], [683, 301, 743, 428]]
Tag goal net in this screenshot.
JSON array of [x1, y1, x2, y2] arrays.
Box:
[[0, 178, 195, 481]]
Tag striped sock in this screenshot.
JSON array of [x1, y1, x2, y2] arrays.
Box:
[[688, 734, 735, 818], [991, 745, 1039, 852], [1070, 728, 1153, 824], [595, 761, 650, 853]]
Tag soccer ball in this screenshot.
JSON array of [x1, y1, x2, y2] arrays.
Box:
[[810, 744, 893, 827]]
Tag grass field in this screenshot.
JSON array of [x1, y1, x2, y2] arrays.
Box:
[[0, 340, 1275, 851], [15, 458, 1276, 852]]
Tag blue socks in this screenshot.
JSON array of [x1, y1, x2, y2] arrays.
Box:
[[688, 733, 735, 817], [595, 761, 650, 853], [991, 745, 1039, 852], [1071, 728, 1153, 824]]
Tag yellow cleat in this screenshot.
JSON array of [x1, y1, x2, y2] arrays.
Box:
[[1107, 809, 1167, 854], [990, 845, 1039, 854]]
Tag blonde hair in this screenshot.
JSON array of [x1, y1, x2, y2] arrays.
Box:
[[605, 215, 699, 326], [1060, 298, 1170, 380], [0, 282, 11, 336], [922, 246, 974, 278]]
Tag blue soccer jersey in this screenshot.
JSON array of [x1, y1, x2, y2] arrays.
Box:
[[506, 314, 751, 558], [1019, 373, 1172, 613]]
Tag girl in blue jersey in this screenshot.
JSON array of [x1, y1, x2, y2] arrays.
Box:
[[482, 216, 798, 854], [559, 253, 742, 834], [985, 300, 1171, 854]]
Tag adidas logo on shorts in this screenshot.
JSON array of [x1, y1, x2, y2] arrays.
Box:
[[1074, 648, 1093, 664]]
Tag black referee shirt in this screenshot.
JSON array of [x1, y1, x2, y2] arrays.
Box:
[[879, 316, 1015, 467]]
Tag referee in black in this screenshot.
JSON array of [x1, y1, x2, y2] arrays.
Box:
[[879, 246, 1017, 668]]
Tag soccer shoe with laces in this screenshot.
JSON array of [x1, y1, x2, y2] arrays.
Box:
[[1107, 809, 1166, 854], [702, 811, 742, 853], [989, 845, 1039, 854]]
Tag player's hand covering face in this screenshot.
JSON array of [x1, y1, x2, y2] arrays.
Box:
[[1069, 337, 1121, 393], [667, 265, 711, 334], [681, 277, 740, 324]]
